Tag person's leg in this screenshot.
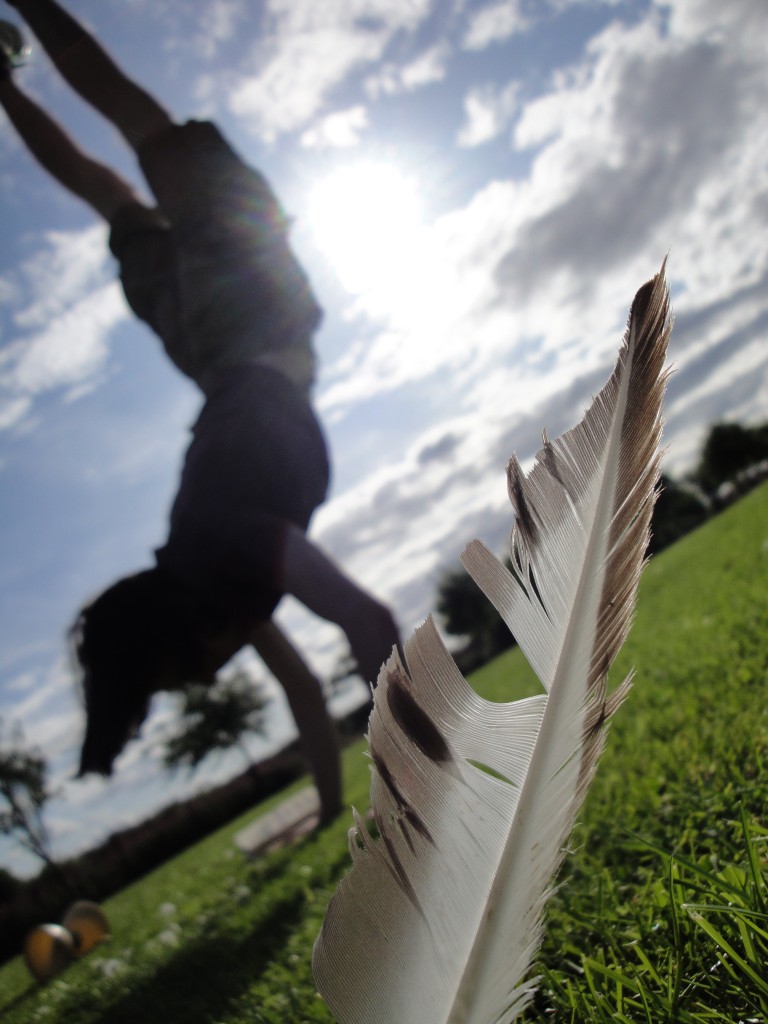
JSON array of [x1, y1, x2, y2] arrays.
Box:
[[10, 0, 172, 147], [249, 620, 342, 825], [0, 73, 138, 218], [280, 524, 401, 690]]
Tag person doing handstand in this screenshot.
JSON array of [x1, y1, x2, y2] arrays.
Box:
[[0, 1, 400, 825]]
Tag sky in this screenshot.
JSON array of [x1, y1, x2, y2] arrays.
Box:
[[1, 0, 766, 877]]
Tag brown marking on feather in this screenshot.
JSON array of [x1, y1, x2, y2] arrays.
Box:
[[370, 745, 435, 848], [541, 431, 568, 495], [380, 825, 428, 923], [386, 667, 452, 764], [507, 468, 539, 547]]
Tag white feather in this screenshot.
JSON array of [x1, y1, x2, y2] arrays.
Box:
[[313, 264, 672, 1023]]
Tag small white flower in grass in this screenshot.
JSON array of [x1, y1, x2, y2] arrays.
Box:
[[159, 902, 176, 917], [96, 957, 126, 978], [158, 926, 180, 947]]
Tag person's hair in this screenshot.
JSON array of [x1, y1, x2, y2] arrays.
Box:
[[70, 568, 221, 777]]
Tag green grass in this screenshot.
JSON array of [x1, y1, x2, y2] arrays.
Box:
[[1, 484, 766, 1024]]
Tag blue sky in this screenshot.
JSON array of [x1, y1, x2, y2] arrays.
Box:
[[1, 0, 766, 876]]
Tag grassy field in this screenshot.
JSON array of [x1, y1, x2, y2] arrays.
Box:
[[1, 483, 766, 1023]]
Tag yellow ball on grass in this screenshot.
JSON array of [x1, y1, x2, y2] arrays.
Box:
[[61, 900, 110, 956], [23, 923, 75, 983]]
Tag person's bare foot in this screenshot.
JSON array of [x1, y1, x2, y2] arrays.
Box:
[[0, 19, 28, 77]]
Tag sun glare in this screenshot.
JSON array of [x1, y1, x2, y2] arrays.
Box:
[[308, 162, 424, 297]]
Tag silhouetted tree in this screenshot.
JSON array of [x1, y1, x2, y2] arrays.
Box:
[[0, 720, 55, 868], [327, 651, 376, 737], [436, 558, 515, 672], [0, 865, 18, 901], [164, 671, 269, 772], [327, 651, 361, 699], [693, 421, 768, 494], [648, 475, 710, 554]]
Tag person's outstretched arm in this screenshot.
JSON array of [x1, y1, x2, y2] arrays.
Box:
[[0, 74, 137, 218], [9, 0, 172, 148]]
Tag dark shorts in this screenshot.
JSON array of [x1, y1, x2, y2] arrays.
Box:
[[155, 365, 330, 621]]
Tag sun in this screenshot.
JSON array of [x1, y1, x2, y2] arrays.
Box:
[[307, 161, 424, 297]]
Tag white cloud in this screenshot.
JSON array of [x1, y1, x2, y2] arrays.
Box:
[[230, 0, 436, 139], [5, 671, 36, 695], [0, 276, 20, 307], [462, 0, 528, 51], [192, 0, 242, 57], [398, 44, 449, 90], [661, 0, 767, 55], [301, 106, 369, 149], [502, 11, 768, 305], [365, 44, 450, 99], [155, 0, 244, 63], [548, 0, 622, 7], [0, 227, 126, 430], [6, 658, 68, 725], [0, 395, 31, 431], [231, 27, 384, 140], [8, 285, 121, 394], [457, 81, 520, 147], [12, 226, 110, 331]]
